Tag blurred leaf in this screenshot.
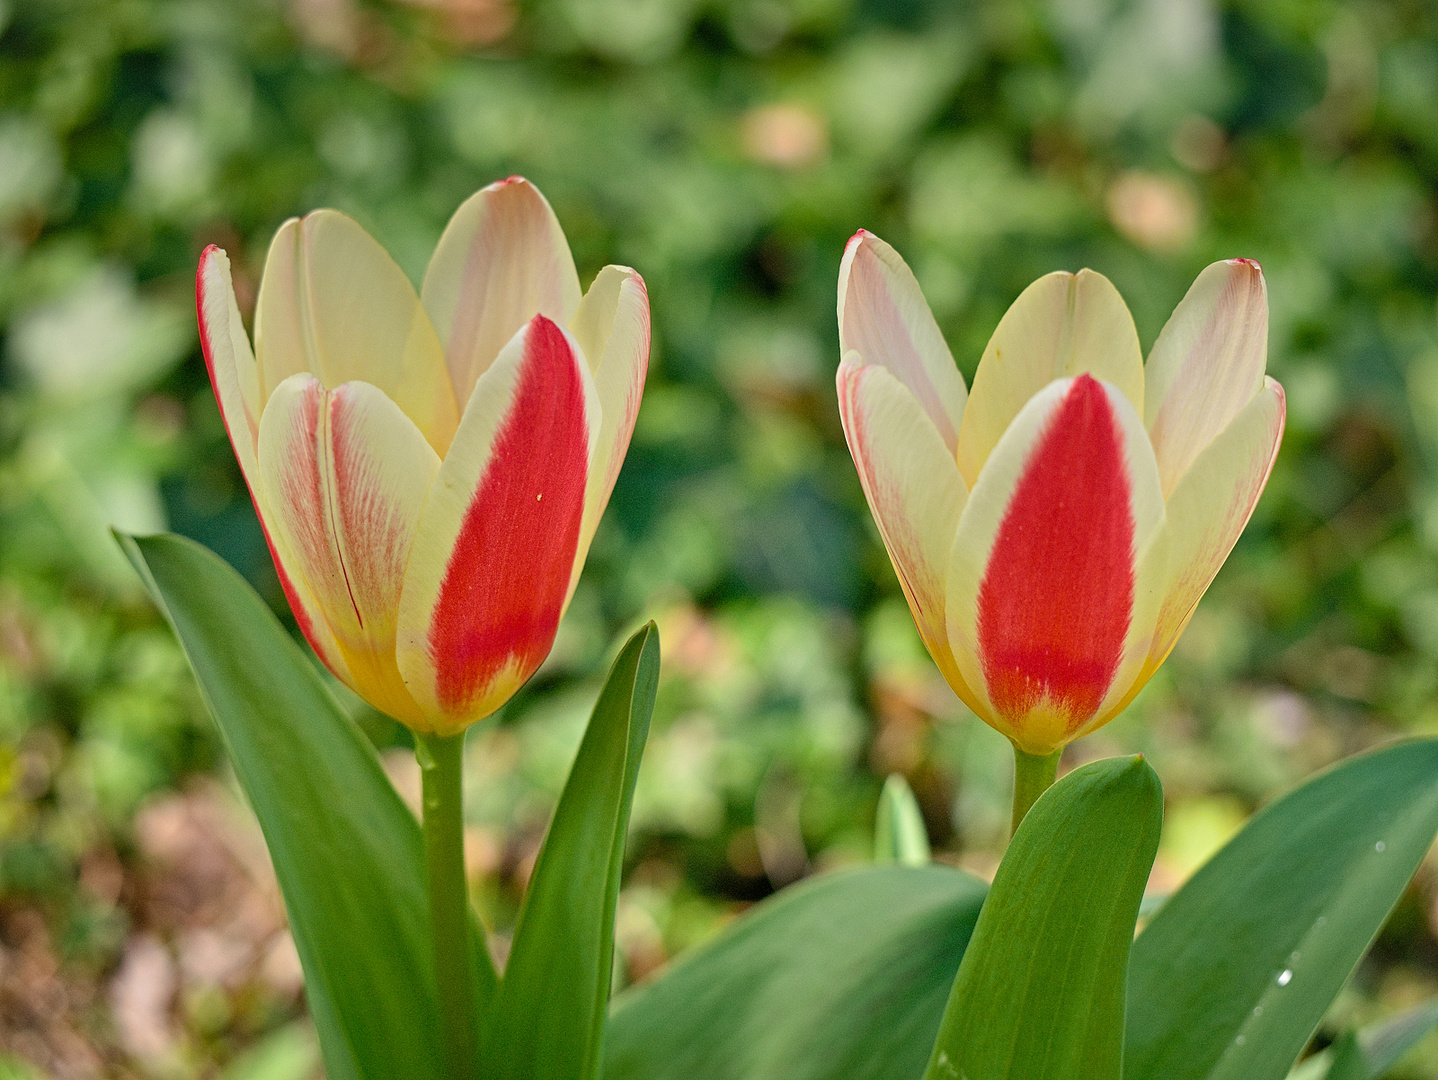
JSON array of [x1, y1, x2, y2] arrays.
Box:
[[1319, 1034, 1366, 1080], [0, 1055, 46, 1080], [482, 623, 660, 1080], [1126, 739, 1438, 1080], [874, 773, 929, 865], [121, 532, 491, 1080], [1287, 997, 1438, 1080], [923, 756, 1163, 1080], [10, 266, 190, 400], [604, 863, 988, 1080], [221, 1022, 320, 1080]]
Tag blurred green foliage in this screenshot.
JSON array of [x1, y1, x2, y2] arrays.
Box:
[[3, 0, 1438, 1074]]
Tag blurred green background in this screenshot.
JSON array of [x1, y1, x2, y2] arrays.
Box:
[[3, 0, 1438, 1075]]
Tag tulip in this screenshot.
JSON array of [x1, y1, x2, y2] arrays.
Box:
[[198, 177, 650, 736], [837, 231, 1284, 768]]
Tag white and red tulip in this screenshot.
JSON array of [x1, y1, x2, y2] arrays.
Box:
[[199, 177, 649, 735], [837, 231, 1284, 755]]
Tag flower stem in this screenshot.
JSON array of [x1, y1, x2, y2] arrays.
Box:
[[417, 731, 476, 1080], [1011, 744, 1062, 835]]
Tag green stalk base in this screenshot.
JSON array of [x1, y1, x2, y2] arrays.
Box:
[[1011, 745, 1062, 835], [417, 731, 477, 1080]]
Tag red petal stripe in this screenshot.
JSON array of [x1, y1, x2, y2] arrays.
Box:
[[428, 317, 589, 713], [976, 375, 1135, 733]]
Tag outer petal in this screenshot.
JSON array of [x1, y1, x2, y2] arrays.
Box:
[[946, 374, 1165, 754], [567, 264, 651, 598], [257, 375, 441, 728], [1145, 258, 1268, 495], [955, 269, 1145, 487], [197, 246, 350, 683], [254, 211, 459, 453], [837, 354, 979, 712], [397, 316, 600, 733], [1142, 377, 1285, 679], [421, 177, 583, 409], [837, 230, 967, 452]]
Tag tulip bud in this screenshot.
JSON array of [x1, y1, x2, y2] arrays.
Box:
[[837, 232, 1283, 755], [199, 178, 650, 734]]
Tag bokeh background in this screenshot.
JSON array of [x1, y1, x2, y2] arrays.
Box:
[[3, 0, 1438, 1075]]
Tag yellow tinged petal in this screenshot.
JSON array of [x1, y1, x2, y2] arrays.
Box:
[[1143, 376, 1285, 677], [838, 353, 968, 681], [421, 177, 583, 410], [945, 376, 1163, 750], [568, 265, 651, 600], [198, 246, 263, 483], [254, 211, 459, 454], [396, 317, 601, 729], [257, 374, 440, 728], [199, 247, 352, 683], [1145, 258, 1268, 495], [955, 269, 1144, 487], [837, 231, 967, 451]]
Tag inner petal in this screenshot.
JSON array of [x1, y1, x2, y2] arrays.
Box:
[[976, 374, 1136, 733]]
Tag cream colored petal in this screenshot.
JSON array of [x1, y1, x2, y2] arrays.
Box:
[[567, 265, 651, 601], [257, 374, 440, 728], [838, 353, 968, 685], [946, 375, 1164, 754], [397, 316, 600, 733], [198, 246, 350, 683], [955, 269, 1144, 487], [254, 211, 458, 453], [197, 246, 263, 482], [1145, 258, 1268, 495], [1143, 377, 1285, 677], [421, 177, 583, 409], [837, 230, 967, 451]]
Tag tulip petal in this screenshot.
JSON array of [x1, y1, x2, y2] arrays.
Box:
[[567, 265, 651, 598], [254, 211, 459, 453], [421, 177, 583, 409], [837, 230, 967, 452], [198, 246, 351, 683], [837, 353, 978, 707], [955, 270, 1145, 487], [397, 316, 599, 732], [1144, 377, 1285, 676], [257, 374, 440, 727], [1145, 258, 1268, 495], [198, 246, 264, 479], [947, 374, 1164, 753]]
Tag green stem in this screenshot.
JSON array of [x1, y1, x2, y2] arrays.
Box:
[[417, 731, 476, 1080], [1011, 744, 1062, 835]]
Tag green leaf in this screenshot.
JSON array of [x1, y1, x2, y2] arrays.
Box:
[[875, 773, 930, 865], [482, 623, 660, 1080], [1288, 997, 1438, 1080], [1126, 739, 1438, 1080], [923, 755, 1163, 1080], [121, 532, 493, 1080], [604, 863, 988, 1080]]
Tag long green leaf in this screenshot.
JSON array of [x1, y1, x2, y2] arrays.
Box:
[[482, 623, 660, 1080], [924, 755, 1163, 1080], [875, 773, 931, 865], [1126, 739, 1438, 1080], [604, 863, 988, 1080], [122, 532, 493, 1080], [1288, 997, 1438, 1080]]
